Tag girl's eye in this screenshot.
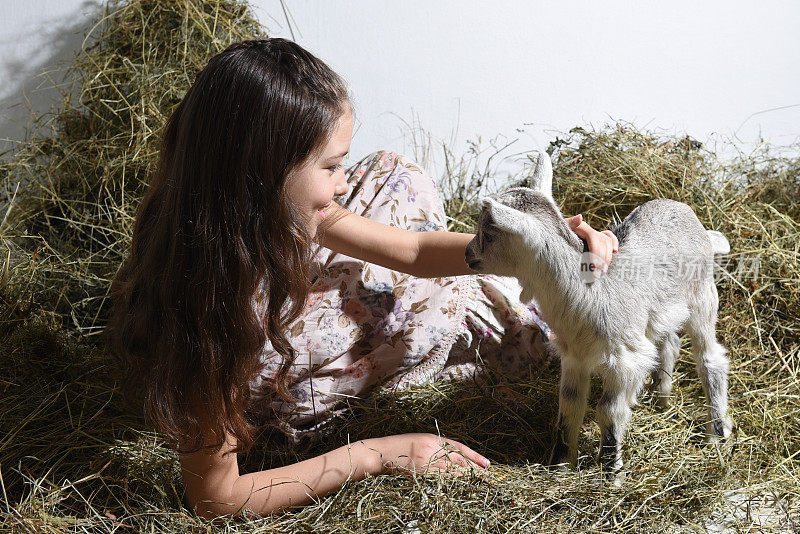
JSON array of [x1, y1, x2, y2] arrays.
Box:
[[328, 163, 342, 173]]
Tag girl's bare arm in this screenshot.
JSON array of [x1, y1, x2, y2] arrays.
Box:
[[316, 203, 419, 274], [412, 230, 477, 277], [319, 203, 616, 279], [180, 430, 489, 520], [181, 432, 384, 519]]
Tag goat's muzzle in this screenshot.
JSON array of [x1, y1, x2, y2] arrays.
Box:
[[465, 249, 482, 271]]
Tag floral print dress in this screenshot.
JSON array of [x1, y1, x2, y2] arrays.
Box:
[[249, 151, 554, 444]]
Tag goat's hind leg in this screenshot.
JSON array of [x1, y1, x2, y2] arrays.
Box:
[[686, 296, 733, 441], [650, 331, 680, 408], [549, 356, 591, 467]]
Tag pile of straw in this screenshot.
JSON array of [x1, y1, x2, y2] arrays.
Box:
[[0, 0, 264, 337], [1, 0, 798, 531]]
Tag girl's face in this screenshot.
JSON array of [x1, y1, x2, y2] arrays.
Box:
[[285, 107, 353, 237]]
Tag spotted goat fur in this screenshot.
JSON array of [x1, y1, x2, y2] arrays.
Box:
[[465, 152, 734, 474]]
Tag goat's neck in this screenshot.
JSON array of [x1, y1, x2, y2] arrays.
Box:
[[515, 225, 599, 331]]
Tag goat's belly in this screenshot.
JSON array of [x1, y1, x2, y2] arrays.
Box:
[[600, 337, 661, 376], [645, 304, 690, 343], [553, 334, 606, 369], [555, 332, 660, 383]]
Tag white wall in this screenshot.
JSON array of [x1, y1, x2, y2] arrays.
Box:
[[0, 1, 103, 156], [2, 1, 798, 182]]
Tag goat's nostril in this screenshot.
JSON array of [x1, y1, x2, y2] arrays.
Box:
[[466, 257, 482, 270]]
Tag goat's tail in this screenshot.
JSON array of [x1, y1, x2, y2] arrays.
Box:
[[706, 230, 730, 255]]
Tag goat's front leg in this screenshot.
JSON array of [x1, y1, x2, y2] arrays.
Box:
[[549, 357, 591, 467], [597, 362, 649, 477], [597, 340, 656, 479], [597, 377, 632, 475]]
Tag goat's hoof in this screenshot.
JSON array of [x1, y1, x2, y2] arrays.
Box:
[[600, 467, 627, 488], [547, 452, 574, 471], [708, 416, 735, 441], [654, 394, 672, 409], [707, 417, 737, 453]]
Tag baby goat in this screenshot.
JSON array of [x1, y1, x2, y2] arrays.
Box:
[[465, 154, 733, 474]]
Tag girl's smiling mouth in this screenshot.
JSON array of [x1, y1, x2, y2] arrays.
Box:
[[318, 202, 332, 219]]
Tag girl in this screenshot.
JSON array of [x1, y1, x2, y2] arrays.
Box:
[[105, 38, 617, 520]]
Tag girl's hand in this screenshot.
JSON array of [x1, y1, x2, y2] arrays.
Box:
[[376, 433, 491, 476], [566, 214, 619, 276]]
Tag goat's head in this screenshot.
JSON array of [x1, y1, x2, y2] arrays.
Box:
[[465, 187, 565, 277]]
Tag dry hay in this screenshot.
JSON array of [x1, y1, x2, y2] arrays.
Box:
[[0, 0, 265, 337], [1, 1, 798, 532]]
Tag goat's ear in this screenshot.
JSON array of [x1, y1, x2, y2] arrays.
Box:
[[529, 152, 554, 203], [483, 197, 517, 232]]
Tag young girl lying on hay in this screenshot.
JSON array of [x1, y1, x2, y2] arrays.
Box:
[[104, 38, 618, 519]]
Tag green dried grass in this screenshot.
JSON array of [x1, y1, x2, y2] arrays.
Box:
[[0, 0, 265, 338], [1, 0, 799, 532]]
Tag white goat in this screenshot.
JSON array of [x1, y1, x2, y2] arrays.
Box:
[[465, 153, 734, 474]]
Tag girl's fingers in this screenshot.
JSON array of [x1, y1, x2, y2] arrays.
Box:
[[427, 457, 471, 477], [440, 439, 491, 469], [564, 217, 618, 275], [456, 442, 491, 468], [592, 232, 619, 274], [587, 235, 610, 275], [602, 229, 619, 252]]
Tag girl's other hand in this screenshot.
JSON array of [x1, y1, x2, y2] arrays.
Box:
[[377, 433, 491, 476], [566, 214, 619, 276]]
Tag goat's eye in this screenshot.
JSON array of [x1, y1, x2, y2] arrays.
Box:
[[484, 232, 494, 244]]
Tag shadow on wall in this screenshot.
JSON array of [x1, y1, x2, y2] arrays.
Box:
[[0, 0, 105, 168]]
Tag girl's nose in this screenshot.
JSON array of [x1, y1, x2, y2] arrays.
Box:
[[335, 172, 349, 197]]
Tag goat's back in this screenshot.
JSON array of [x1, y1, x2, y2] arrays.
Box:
[[610, 198, 711, 259], [599, 199, 715, 329]]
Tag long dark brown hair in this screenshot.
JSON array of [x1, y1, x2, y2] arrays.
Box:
[[104, 38, 349, 454]]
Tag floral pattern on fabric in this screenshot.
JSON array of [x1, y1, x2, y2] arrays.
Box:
[[437, 274, 556, 383], [249, 151, 551, 444]]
